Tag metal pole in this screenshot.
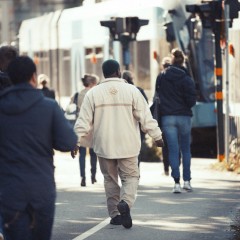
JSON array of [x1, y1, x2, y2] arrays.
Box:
[[121, 36, 131, 70], [213, 3, 225, 162], [224, 4, 230, 163]]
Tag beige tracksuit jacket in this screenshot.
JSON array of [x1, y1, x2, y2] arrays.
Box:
[[74, 77, 162, 159]]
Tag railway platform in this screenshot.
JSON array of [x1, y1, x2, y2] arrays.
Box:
[[52, 152, 240, 240]]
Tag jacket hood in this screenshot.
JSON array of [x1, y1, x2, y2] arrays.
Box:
[[164, 65, 188, 82], [0, 83, 44, 115]]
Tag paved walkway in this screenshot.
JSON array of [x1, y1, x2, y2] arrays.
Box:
[[52, 153, 240, 240]]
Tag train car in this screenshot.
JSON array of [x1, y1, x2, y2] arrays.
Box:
[[19, 0, 219, 157], [19, 0, 200, 103], [223, 16, 240, 159]]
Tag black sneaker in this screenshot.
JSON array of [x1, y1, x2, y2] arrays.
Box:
[[81, 177, 86, 187], [91, 176, 97, 184], [117, 200, 132, 229], [110, 215, 122, 225]]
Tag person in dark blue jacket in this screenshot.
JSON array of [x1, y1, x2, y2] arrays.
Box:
[[0, 45, 18, 91], [0, 56, 77, 240], [156, 48, 196, 194], [0, 45, 18, 240]]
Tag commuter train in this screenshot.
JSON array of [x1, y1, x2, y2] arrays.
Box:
[[18, 0, 222, 157]]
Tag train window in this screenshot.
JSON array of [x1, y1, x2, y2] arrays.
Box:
[[95, 47, 103, 55], [63, 50, 70, 57], [85, 48, 93, 56], [84, 47, 104, 79]]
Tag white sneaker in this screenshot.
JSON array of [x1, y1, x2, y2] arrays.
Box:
[[183, 181, 193, 191], [172, 183, 181, 193]]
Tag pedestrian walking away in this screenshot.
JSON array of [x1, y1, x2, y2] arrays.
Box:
[[0, 45, 18, 91], [153, 56, 182, 176], [156, 48, 196, 193], [0, 56, 77, 240], [73, 74, 99, 186], [38, 73, 56, 99], [0, 45, 18, 240], [122, 70, 148, 166], [72, 59, 164, 229]]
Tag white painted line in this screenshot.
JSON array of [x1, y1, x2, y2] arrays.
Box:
[[72, 217, 111, 240]]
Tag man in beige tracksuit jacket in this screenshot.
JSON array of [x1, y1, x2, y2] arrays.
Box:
[[73, 59, 164, 229]]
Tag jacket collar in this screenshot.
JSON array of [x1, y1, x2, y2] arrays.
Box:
[[99, 77, 127, 84]]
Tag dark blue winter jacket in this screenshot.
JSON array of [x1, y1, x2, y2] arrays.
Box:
[[156, 65, 196, 116], [0, 83, 77, 210]]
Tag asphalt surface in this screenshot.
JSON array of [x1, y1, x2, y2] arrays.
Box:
[[52, 152, 240, 240]]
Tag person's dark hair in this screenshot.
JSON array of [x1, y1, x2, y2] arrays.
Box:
[[0, 45, 18, 72], [81, 74, 98, 87], [7, 56, 37, 85], [122, 70, 134, 85], [0, 72, 12, 90], [171, 48, 185, 66], [102, 59, 120, 78]]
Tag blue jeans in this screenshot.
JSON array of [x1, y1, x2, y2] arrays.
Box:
[[161, 115, 192, 181], [79, 147, 97, 178], [2, 201, 55, 240]]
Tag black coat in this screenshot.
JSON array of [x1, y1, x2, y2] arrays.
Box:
[[155, 65, 196, 117], [42, 86, 55, 99]]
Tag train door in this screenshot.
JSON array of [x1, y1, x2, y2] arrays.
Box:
[[58, 48, 71, 108], [49, 10, 62, 97], [71, 41, 83, 93]]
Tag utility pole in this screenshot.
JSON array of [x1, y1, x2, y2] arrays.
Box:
[[224, 3, 230, 163], [212, 0, 225, 162]]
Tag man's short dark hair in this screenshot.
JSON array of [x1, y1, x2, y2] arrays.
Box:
[[102, 59, 120, 78], [0, 45, 18, 72], [7, 56, 37, 84]]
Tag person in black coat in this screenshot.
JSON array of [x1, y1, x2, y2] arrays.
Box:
[[153, 56, 173, 176], [38, 74, 55, 99], [122, 70, 148, 166], [0, 45, 18, 91], [156, 49, 196, 193], [0, 56, 77, 240], [0, 45, 18, 240]]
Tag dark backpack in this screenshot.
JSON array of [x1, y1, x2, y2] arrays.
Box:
[[73, 92, 79, 115], [64, 92, 79, 125]]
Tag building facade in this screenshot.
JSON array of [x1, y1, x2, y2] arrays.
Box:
[[0, 0, 83, 45]]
